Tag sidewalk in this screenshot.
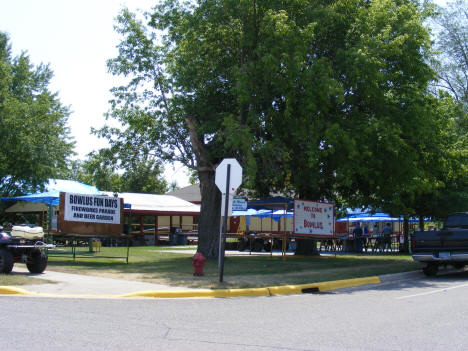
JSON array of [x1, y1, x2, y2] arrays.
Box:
[[1, 264, 198, 297], [1, 263, 421, 299], [0, 266, 382, 299]]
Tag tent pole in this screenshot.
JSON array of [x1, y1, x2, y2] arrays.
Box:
[[126, 234, 130, 264], [47, 204, 53, 234], [283, 204, 287, 261]]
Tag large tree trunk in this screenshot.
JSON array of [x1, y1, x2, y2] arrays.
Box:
[[197, 170, 222, 258], [185, 116, 222, 258], [418, 215, 425, 231]]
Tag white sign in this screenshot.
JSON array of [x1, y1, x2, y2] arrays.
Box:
[[220, 196, 247, 216], [294, 200, 334, 237], [64, 193, 121, 224], [215, 158, 243, 193], [232, 198, 247, 211]]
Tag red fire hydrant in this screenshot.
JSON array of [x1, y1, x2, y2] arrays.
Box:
[[192, 252, 206, 276]]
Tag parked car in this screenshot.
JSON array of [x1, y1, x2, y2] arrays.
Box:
[[411, 213, 468, 276]]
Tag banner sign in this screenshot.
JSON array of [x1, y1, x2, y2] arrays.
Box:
[[64, 193, 121, 224], [294, 200, 334, 237]]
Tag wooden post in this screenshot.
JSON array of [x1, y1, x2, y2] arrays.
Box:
[[154, 215, 159, 246], [403, 216, 410, 253]]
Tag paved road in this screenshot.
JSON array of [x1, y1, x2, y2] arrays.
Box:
[[1, 269, 468, 350]]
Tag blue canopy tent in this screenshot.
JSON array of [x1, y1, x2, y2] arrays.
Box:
[[336, 212, 400, 223], [245, 196, 294, 225], [335, 209, 428, 252], [0, 179, 102, 206], [233, 197, 294, 228], [1, 179, 102, 232], [263, 210, 294, 222], [336, 209, 421, 223], [233, 198, 294, 256], [232, 208, 293, 226], [1, 180, 135, 261], [247, 196, 294, 210]]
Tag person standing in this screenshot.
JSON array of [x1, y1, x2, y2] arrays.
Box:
[[382, 223, 393, 252], [352, 222, 363, 253], [373, 223, 380, 252], [373, 223, 379, 236], [362, 224, 369, 252]]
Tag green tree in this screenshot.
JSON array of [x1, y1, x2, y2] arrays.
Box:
[[104, 0, 441, 258], [408, 94, 468, 219], [432, 0, 468, 110], [70, 151, 168, 194], [0, 32, 74, 196], [246, 0, 436, 212], [422, 0, 468, 225], [241, 0, 441, 253], [389, 93, 468, 251]]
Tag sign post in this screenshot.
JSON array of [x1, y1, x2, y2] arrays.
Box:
[[219, 164, 230, 282], [215, 158, 243, 282]]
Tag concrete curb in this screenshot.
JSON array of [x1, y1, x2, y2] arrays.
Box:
[[121, 276, 381, 298], [0, 286, 35, 295], [0, 276, 381, 299]]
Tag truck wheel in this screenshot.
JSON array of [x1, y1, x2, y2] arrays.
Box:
[[423, 263, 438, 277], [26, 249, 48, 274], [252, 239, 264, 252], [288, 241, 297, 252], [0, 248, 14, 273], [237, 239, 247, 251], [263, 241, 272, 252]]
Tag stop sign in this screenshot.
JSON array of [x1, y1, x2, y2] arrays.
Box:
[[215, 158, 242, 193]]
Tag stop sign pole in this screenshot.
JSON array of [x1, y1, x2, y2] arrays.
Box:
[[215, 158, 242, 283], [218, 164, 230, 282]]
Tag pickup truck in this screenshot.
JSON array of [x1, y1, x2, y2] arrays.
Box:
[[411, 213, 468, 276]]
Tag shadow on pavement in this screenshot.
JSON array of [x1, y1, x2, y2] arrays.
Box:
[[336, 268, 468, 294]]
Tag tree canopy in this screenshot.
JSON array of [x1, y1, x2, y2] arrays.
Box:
[[68, 151, 168, 194], [409, 0, 468, 221], [104, 0, 461, 257], [0, 32, 74, 196], [432, 0, 468, 110]]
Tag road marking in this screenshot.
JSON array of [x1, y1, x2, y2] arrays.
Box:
[[397, 283, 468, 300]]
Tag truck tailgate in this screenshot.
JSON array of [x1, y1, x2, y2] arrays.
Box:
[[412, 230, 468, 251]]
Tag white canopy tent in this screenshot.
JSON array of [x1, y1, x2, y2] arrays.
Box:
[[104, 192, 200, 246], [105, 192, 200, 214]]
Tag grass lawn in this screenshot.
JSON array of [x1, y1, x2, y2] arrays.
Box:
[[28, 246, 423, 289]]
